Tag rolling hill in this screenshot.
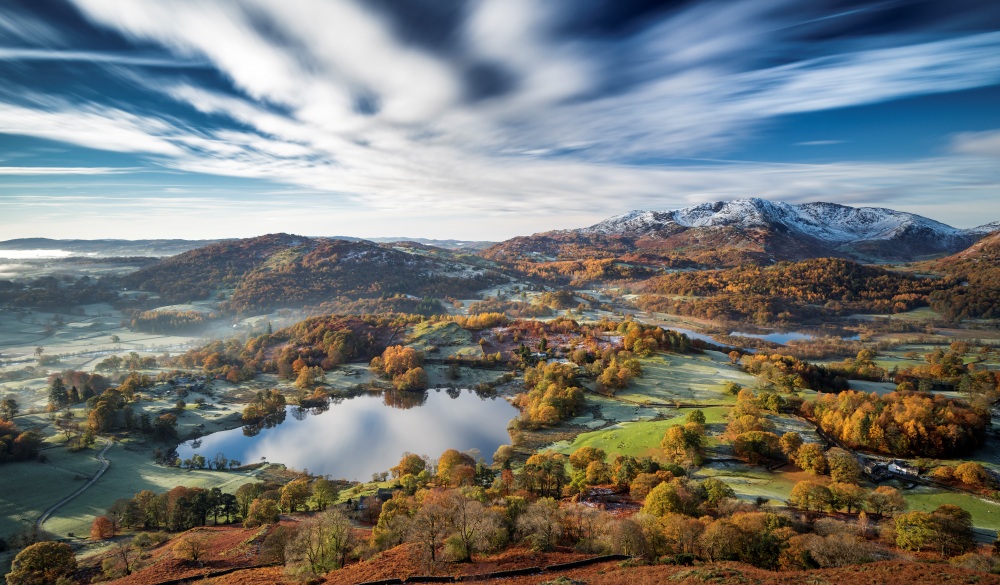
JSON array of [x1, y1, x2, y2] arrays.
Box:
[[121, 234, 507, 312]]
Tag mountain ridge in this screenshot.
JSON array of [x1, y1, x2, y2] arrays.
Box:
[[485, 198, 999, 265]]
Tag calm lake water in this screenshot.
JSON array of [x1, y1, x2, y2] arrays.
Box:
[[730, 331, 861, 344], [176, 389, 517, 481]]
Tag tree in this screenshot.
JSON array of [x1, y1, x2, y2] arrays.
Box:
[[702, 477, 736, 507], [517, 498, 563, 551], [6, 541, 77, 585], [686, 409, 707, 425], [244, 498, 280, 528], [408, 490, 454, 564], [732, 431, 780, 465], [286, 507, 356, 576], [932, 504, 974, 557], [445, 491, 500, 562], [569, 446, 606, 471], [789, 480, 832, 512], [90, 516, 115, 540], [866, 486, 906, 517], [826, 448, 861, 484], [0, 397, 18, 422], [295, 366, 325, 390], [280, 478, 312, 512], [235, 482, 264, 518], [311, 478, 339, 511], [829, 482, 866, 513], [437, 449, 477, 486], [894, 511, 936, 551], [794, 443, 827, 475], [172, 533, 209, 563], [643, 479, 702, 517], [661, 423, 704, 466], [394, 367, 429, 391], [954, 462, 995, 489], [779, 432, 802, 459], [47, 379, 69, 411], [392, 453, 427, 478]]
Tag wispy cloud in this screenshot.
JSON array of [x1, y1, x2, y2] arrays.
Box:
[[951, 129, 1000, 159], [0, 166, 135, 175], [796, 140, 847, 146], [0, 47, 204, 67]]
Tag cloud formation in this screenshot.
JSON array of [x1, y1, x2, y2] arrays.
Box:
[[0, 0, 998, 237]]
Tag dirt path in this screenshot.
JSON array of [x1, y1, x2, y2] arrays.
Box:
[[36, 440, 113, 532]]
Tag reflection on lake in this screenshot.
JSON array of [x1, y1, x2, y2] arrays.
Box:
[[730, 331, 814, 344], [176, 389, 517, 481], [730, 331, 861, 344]]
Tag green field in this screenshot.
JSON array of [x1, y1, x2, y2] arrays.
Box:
[[903, 485, 1000, 535], [615, 353, 756, 406], [695, 462, 804, 505], [550, 407, 729, 460]]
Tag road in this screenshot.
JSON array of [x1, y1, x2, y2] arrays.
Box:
[[36, 440, 113, 532]]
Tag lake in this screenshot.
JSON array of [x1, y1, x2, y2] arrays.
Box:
[[176, 388, 518, 481], [730, 331, 861, 344]]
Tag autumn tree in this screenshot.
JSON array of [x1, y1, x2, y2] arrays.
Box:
[[391, 452, 427, 478], [280, 478, 312, 512], [661, 422, 705, 466], [866, 486, 907, 517], [437, 449, 477, 487], [794, 443, 827, 475], [6, 541, 77, 585], [779, 431, 803, 460], [826, 448, 861, 484], [90, 516, 115, 540], [408, 489, 455, 564], [244, 498, 280, 528], [173, 533, 209, 563], [789, 480, 832, 512], [829, 482, 866, 513]]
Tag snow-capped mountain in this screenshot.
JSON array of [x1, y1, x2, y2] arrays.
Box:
[[484, 199, 998, 265], [582, 199, 990, 243]]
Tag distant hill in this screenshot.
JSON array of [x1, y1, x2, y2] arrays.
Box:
[[121, 234, 507, 312], [483, 199, 999, 266], [0, 237, 223, 257]]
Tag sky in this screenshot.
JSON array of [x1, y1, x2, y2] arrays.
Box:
[[0, 0, 999, 241]]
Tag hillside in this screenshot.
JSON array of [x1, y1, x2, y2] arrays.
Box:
[[483, 199, 999, 266], [927, 231, 1000, 319], [89, 524, 1000, 585], [121, 234, 508, 311], [635, 257, 941, 324]]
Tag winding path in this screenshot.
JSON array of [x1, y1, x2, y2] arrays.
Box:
[[36, 440, 113, 532]]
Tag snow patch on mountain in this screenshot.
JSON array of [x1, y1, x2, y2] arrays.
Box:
[[581, 198, 995, 244]]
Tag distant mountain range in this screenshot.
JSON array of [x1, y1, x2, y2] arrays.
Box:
[[484, 199, 1000, 265], [0, 236, 492, 258]]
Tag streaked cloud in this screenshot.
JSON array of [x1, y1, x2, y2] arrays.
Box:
[[951, 129, 1000, 159], [0, 166, 134, 175]]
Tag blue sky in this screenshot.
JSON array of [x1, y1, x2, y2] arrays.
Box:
[[0, 0, 999, 241]]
